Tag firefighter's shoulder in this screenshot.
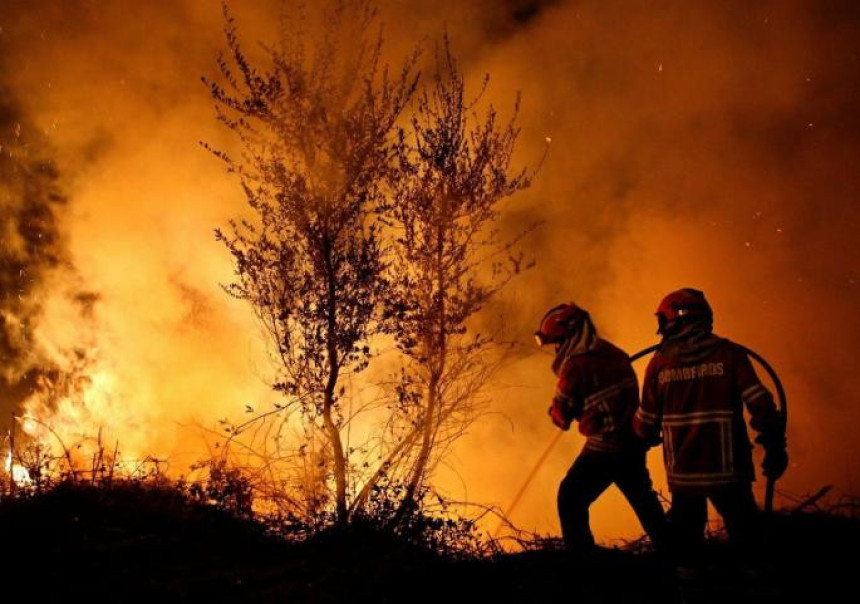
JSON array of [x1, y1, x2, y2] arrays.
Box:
[[593, 338, 629, 360], [715, 337, 747, 359]]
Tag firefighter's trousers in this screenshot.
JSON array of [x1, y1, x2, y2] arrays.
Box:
[[558, 446, 667, 551], [669, 482, 762, 565]]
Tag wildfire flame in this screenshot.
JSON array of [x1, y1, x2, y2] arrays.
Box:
[[4, 450, 31, 486], [21, 364, 160, 468]]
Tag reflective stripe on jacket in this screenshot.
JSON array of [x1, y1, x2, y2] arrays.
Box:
[[552, 339, 641, 453], [634, 337, 780, 493]]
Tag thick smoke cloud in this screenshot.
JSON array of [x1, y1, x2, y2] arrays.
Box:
[[0, 0, 280, 459], [0, 0, 857, 540], [450, 0, 860, 536], [0, 66, 85, 423]]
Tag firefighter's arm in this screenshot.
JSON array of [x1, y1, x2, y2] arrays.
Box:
[[736, 349, 787, 479], [548, 366, 583, 431], [633, 356, 663, 447]]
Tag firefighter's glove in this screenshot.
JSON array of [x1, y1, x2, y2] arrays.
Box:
[[549, 397, 572, 431], [762, 446, 788, 480], [758, 430, 788, 480]]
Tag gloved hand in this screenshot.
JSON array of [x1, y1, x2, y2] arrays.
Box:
[[757, 426, 788, 480], [549, 399, 571, 431], [762, 446, 788, 480]]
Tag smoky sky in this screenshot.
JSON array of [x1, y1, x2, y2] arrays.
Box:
[[0, 0, 858, 539]]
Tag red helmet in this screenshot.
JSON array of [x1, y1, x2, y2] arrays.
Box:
[[655, 288, 712, 335], [535, 303, 590, 346]]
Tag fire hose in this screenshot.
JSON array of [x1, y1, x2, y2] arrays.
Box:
[[499, 343, 786, 532], [739, 344, 787, 514]]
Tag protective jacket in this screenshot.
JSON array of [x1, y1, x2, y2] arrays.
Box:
[[550, 338, 640, 453], [634, 334, 780, 493]]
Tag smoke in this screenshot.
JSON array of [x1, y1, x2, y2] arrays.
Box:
[[0, 0, 279, 461], [0, 0, 857, 540], [0, 56, 93, 425], [443, 0, 860, 537]]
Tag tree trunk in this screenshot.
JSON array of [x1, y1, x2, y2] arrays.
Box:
[[323, 388, 348, 525], [322, 243, 348, 526], [399, 199, 448, 517], [352, 422, 422, 512], [402, 368, 439, 507]]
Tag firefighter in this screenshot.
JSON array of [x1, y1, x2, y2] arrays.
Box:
[[633, 288, 788, 569], [536, 303, 667, 553]]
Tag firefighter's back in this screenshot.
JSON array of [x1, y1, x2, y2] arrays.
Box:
[[566, 339, 640, 452], [651, 338, 756, 491]]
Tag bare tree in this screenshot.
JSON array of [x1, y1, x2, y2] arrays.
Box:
[[206, 0, 417, 525], [382, 38, 539, 516]]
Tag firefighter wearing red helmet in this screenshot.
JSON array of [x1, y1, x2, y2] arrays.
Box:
[[633, 288, 788, 568], [536, 303, 667, 553]]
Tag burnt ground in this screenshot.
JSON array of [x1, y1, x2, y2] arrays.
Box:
[[0, 482, 854, 603]]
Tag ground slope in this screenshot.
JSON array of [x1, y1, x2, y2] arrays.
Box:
[[0, 482, 854, 603]]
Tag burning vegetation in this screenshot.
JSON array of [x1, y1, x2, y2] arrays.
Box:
[[1, 0, 540, 546], [0, 69, 122, 491]]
